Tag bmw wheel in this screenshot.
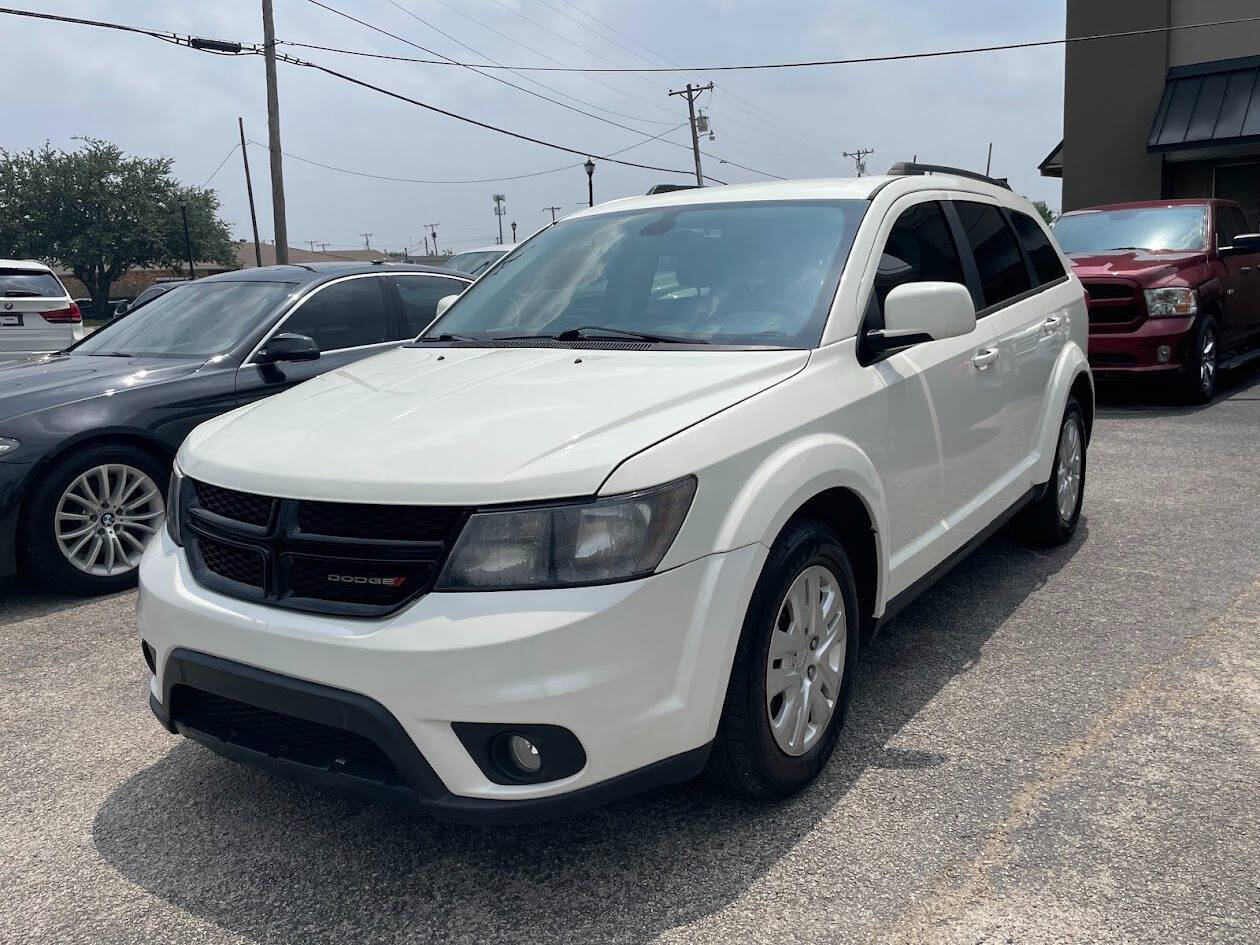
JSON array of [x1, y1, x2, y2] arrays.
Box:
[[22, 443, 169, 595]]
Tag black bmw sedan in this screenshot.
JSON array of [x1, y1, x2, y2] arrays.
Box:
[[0, 261, 471, 594]]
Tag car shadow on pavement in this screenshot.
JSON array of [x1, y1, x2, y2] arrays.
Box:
[[1095, 356, 1260, 416], [91, 522, 1085, 945], [0, 578, 101, 624]]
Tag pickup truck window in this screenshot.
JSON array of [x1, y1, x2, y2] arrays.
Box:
[[1052, 206, 1208, 254], [425, 200, 866, 348]]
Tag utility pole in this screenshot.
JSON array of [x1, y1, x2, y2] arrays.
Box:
[[261, 0, 289, 264], [668, 82, 714, 186], [985, 142, 993, 177], [424, 235, 430, 256], [178, 199, 195, 279], [359, 232, 373, 249], [426, 223, 440, 255], [511, 221, 517, 242], [305, 240, 318, 252], [238, 117, 262, 267], [316, 241, 329, 252], [842, 148, 876, 176], [492, 194, 507, 244], [542, 205, 563, 223]]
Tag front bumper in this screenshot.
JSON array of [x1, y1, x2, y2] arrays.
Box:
[[138, 530, 766, 822], [1088, 315, 1195, 375], [0, 460, 35, 578]]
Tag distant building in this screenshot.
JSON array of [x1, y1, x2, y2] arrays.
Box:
[[1043, 0, 1260, 224]]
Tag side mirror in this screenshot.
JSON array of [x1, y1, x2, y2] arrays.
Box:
[[867, 281, 977, 356], [1222, 233, 1260, 256], [257, 332, 320, 364], [434, 294, 460, 320]]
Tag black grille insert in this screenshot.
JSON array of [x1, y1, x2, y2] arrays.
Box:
[[170, 685, 399, 783], [1083, 281, 1143, 328], [184, 480, 467, 617]]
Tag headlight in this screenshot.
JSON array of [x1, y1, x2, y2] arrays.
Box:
[[437, 476, 696, 590], [165, 464, 185, 546], [0, 437, 19, 456], [1144, 287, 1197, 317]]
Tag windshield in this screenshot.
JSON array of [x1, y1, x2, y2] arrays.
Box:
[[0, 268, 64, 297], [446, 251, 507, 276], [74, 280, 294, 359], [1052, 206, 1207, 254], [425, 200, 866, 347]]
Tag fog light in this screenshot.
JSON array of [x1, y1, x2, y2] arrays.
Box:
[[1157, 345, 1171, 364], [506, 734, 542, 775]]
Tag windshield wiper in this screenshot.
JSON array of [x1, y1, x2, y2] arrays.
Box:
[[98, 351, 136, 358], [2, 290, 41, 298], [415, 332, 480, 342], [554, 325, 710, 345]]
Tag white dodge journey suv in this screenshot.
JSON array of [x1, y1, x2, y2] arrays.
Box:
[[139, 164, 1092, 823]]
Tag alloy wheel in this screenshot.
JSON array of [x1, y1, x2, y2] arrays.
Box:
[[1056, 417, 1083, 524], [55, 463, 165, 576], [1200, 327, 1217, 396], [765, 564, 846, 756]]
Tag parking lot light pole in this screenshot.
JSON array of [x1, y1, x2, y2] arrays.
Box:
[[179, 199, 195, 280], [584, 158, 595, 207]]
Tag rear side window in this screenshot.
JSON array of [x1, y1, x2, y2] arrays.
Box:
[[872, 201, 967, 321], [0, 268, 64, 298], [1214, 206, 1239, 248], [391, 275, 469, 335], [953, 202, 1033, 309], [1226, 206, 1251, 241], [282, 276, 391, 352], [1009, 212, 1066, 286]]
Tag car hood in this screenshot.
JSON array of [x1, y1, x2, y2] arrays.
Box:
[[0, 354, 205, 423], [1067, 250, 1208, 285], [181, 345, 809, 504]]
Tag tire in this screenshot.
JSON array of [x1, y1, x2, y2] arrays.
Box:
[[1021, 397, 1086, 546], [705, 518, 860, 799], [21, 442, 170, 595], [1181, 315, 1219, 404]]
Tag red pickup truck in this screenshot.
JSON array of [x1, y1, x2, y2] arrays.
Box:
[[1052, 199, 1260, 402]]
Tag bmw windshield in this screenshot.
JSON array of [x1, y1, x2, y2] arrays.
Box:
[[422, 200, 866, 348], [73, 281, 293, 359]]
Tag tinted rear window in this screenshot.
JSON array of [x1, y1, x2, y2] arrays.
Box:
[[953, 202, 1033, 309], [1009, 212, 1067, 286], [0, 268, 64, 297]]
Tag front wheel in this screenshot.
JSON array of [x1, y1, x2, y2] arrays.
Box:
[[705, 518, 860, 799], [1181, 315, 1219, 404], [21, 443, 169, 595]]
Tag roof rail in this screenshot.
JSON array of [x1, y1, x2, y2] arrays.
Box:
[[886, 161, 1012, 190]]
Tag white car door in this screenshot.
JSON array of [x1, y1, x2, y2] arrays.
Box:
[[949, 200, 1065, 511], [860, 197, 1011, 594]]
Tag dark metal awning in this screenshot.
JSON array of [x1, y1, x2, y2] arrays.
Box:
[[1038, 140, 1063, 178], [1148, 56, 1260, 153]]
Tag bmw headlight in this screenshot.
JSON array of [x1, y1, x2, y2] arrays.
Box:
[[437, 477, 697, 590], [1144, 287, 1197, 317], [165, 464, 185, 547], [0, 437, 19, 457]]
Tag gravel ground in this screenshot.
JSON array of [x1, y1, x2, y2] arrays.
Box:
[[2, 367, 1259, 945]]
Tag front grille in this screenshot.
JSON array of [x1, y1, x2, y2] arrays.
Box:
[[197, 535, 265, 588], [170, 685, 399, 783], [1083, 281, 1144, 329], [183, 479, 467, 617], [1089, 352, 1138, 367], [297, 501, 462, 542], [194, 481, 273, 527]]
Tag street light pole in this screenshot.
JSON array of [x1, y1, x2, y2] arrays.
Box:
[[511, 221, 517, 241], [584, 158, 595, 207], [179, 199, 196, 280], [261, 0, 289, 264]]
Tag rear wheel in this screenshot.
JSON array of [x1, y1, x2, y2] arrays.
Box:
[[705, 518, 860, 799], [21, 443, 168, 595], [1021, 397, 1086, 545]]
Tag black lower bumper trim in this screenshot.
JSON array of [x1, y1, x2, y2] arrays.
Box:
[[152, 648, 710, 824]]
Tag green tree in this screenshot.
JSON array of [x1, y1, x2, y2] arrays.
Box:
[[0, 138, 236, 318], [1030, 199, 1057, 226]]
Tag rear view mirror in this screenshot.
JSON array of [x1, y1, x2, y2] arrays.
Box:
[[1222, 233, 1260, 256], [257, 332, 320, 364], [867, 281, 977, 356], [434, 295, 459, 320]]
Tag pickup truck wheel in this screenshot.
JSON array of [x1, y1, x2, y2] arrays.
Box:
[[1181, 316, 1218, 404], [705, 518, 860, 799], [21, 443, 168, 595], [1021, 397, 1086, 546]]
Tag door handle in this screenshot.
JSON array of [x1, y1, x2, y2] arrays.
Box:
[[972, 347, 1000, 370], [1242, 266, 1253, 275], [1042, 315, 1063, 334]]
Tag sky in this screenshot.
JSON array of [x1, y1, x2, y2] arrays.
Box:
[[2, 0, 1067, 254]]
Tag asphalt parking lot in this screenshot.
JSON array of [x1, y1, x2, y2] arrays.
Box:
[[3, 368, 1259, 945]]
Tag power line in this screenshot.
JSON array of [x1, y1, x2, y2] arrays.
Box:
[[198, 142, 240, 188], [273, 14, 1260, 73]]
